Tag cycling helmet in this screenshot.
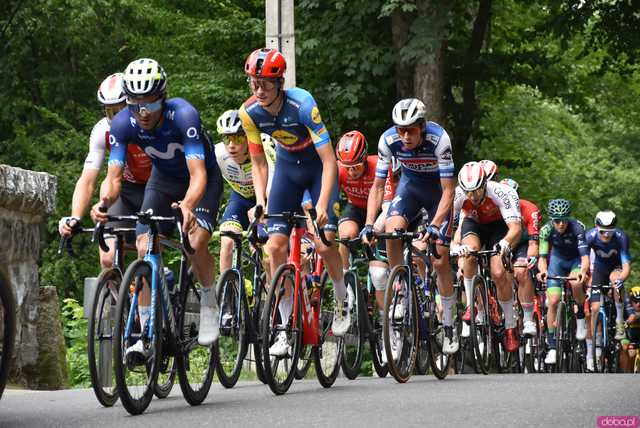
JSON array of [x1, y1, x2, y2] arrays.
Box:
[[97, 73, 126, 105], [216, 110, 244, 135], [244, 48, 286, 78], [458, 161, 486, 192], [392, 98, 426, 127], [500, 178, 519, 193], [122, 58, 167, 99], [480, 159, 498, 181], [595, 210, 617, 230], [336, 131, 367, 165], [391, 156, 401, 175], [547, 199, 571, 219], [630, 286, 640, 302]]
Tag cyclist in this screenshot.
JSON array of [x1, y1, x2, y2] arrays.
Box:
[[500, 178, 540, 336], [362, 98, 458, 354], [92, 58, 224, 354], [238, 48, 351, 357], [619, 286, 640, 372], [450, 162, 522, 353], [59, 73, 151, 266], [537, 199, 589, 365], [214, 109, 275, 273], [585, 210, 631, 367]]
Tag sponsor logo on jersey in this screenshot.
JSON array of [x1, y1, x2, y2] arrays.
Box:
[[441, 147, 452, 160], [595, 248, 619, 258], [272, 130, 299, 146], [400, 157, 438, 172], [259, 122, 276, 127], [311, 106, 322, 124], [144, 142, 185, 160]]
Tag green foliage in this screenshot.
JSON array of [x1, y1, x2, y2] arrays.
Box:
[[61, 298, 90, 388]]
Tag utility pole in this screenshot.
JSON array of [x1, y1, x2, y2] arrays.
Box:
[[265, 0, 296, 89]]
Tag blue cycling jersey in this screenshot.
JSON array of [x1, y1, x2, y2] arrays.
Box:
[[375, 121, 454, 183], [585, 228, 631, 268], [108, 98, 215, 179], [539, 219, 589, 260]]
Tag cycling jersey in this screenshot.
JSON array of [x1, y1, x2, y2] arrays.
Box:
[[108, 98, 216, 179], [539, 219, 588, 260], [85, 117, 151, 184], [585, 228, 631, 269], [375, 121, 454, 183], [214, 138, 276, 199], [338, 155, 377, 210], [452, 181, 521, 225], [520, 199, 541, 241]]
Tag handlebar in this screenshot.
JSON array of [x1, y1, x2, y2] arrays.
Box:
[[263, 209, 332, 247], [171, 205, 194, 255], [375, 229, 440, 259], [335, 236, 375, 261]]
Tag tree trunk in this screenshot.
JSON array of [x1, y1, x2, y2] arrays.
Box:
[[391, 9, 414, 99]]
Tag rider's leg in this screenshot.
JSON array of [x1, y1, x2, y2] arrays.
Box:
[[338, 218, 360, 270], [491, 255, 515, 329], [384, 215, 407, 268]]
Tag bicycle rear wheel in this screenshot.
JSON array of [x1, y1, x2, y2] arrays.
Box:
[[260, 264, 301, 395], [555, 301, 566, 372], [383, 265, 417, 383], [87, 268, 120, 407], [428, 277, 451, 380], [340, 271, 365, 380], [214, 269, 249, 388], [176, 272, 216, 405], [368, 303, 388, 378], [0, 274, 16, 400], [314, 271, 343, 387], [591, 312, 604, 373], [252, 271, 268, 384], [470, 275, 491, 375], [524, 312, 541, 373], [113, 260, 161, 415]]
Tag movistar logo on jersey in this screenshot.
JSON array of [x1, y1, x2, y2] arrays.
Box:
[[595, 248, 618, 258], [144, 142, 185, 160]]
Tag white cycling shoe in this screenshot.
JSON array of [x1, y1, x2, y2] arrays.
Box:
[[443, 326, 459, 355], [576, 318, 587, 341], [269, 331, 290, 357], [461, 322, 470, 338], [523, 320, 537, 336], [332, 291, 352, 337], [125, 339, 151, 360], [545, 349, 557, 365], [198, 288, 220, 346]]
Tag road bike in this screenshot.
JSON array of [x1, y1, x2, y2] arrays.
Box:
[[591, 283, 620, 373]]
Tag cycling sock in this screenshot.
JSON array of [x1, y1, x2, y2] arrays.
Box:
[[333, 277, 347, 301], [586, 339, 593, 359], [521, 302, 534, 323], [464, 277, 473, 307], [441, 293, 456, 327], [139, 305, 151, 333], [278, 293, 293, 325], [615, 301, 624, 324], [499, 298, 516, 329], [379, 309, 385, 321], [576, 304, 585, 319], [547, 328, 556, 348]]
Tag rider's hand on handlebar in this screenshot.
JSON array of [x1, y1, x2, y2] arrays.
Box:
[[450, 244, 470, 257], [421, 224, 442, 243], [527, 255, 538, 270], [314, 203, 328, 228], [494, 239, 511, 257], [58, 216, 80, 236], [360, 224, 375, 245], [536, 271, 548, 283], [90, 198, 110, 224], [180, 204, 196, 235], [613, 278, 625, 290]]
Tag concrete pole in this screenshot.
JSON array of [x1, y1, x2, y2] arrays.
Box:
[[265, 0, 296, 89]]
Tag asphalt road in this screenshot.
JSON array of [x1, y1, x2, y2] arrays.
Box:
[[1, 374, 637, 428]]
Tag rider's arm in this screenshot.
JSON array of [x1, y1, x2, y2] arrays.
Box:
[[431, 130, 455, 227], [182, 159, 207, 210], [537, 224, 551, 275], [575, 222, 590, 277], [99, 164, 124, 208], [239, 104, 268, 209], [431, 178, 455, 227], [365, 177, 386, 225], [314, 144, 337, 212], [71, 168, 100, 218], [450, 187, 465, 246], [619, 231, 632, 281]]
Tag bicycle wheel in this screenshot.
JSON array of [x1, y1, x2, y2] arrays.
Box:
[[340, 271, 365, 380], [427, 277, 451, 380], [252, 271, 268, 384], [383, 265, 417, 383], [0, 274, 16, 400], [591, 313, 603, 373], [314, 271, 343, 387], [294, 345, 313, 379], [470, 275, 491, 375], [368, 304, 388, 378], [567, 316, 585, 373], [176, 272, 216, 405], [214, 269, 249, 388], [555, 301, 566, 372], [87, 268, 120, 407], [524, 312, 541, 373], [113, 260, 161, 415], [260, 264, 302, 395]]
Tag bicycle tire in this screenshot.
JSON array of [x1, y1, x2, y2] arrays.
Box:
[[428, 274, 450, 380], [340, 271, 365, 380], [524, 312, 541, 374], [555, 301, 565, 373], [253, 272, 268, 384], [470, 275, 490, 375], [0, 273, 16, 400], [176, 271, 216, 405], [383, 265, 417, 383], [367, 291, 388, 378], [314, 270, 343, 387], [87, 268, 120, 407], [591, 312, 603, 373], [294, 345, 313, 379], [214, 269, 249, 388], [260, 264, 301, 395], [113, 260, 161, 415]]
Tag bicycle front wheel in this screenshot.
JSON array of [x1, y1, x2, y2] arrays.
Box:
[[470, 275, 490, 375], [555, 301, 566, 373], [340, 271, 364, 380], [427, 273, 451, 380], [314, 271, 343, 387], [87, 268, 120, 407]]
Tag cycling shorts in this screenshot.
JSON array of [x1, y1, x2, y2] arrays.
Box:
[[590, 265, 622, 301], [547, 256, 581, 290], [621, 327, 640, 348], [136, 166, 222, 237], [267, 152, 338, 235], [107, 180, 146, 244], [338, 203, 366, 229], [220, 190, 255, 230], [461, 218, 507, 250], [512, 240, 529, 264]]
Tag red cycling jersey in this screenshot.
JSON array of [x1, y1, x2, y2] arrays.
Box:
[[338, 155, 377, 210], [520, 198, 540, 239], [453, 181, 521, 225]]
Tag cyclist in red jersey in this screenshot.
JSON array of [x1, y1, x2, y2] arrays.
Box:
[[58, 73, 151, 268], [501, 178, 541, 336]]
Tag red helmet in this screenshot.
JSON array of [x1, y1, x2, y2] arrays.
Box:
[[336, 131, 367, 165], [244, 48, 286, 78]]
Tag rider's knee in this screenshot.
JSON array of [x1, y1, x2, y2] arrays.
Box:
[[369, 266, 389, 291]]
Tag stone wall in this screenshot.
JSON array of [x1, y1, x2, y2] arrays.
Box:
[[0, 165, 67, 389]]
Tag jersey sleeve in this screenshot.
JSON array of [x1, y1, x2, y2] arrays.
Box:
[[107, 113, 130, 168], [539, 223, 552, 256], [375, 134, 392, 180], [84, 119, 108, 171], [575, 221, 589, 257], [491, 183, 521, 224], [524, 201, 541, 240], [299, 94, 330, 148], [174, 103, 205, 161], [620, 231, 631, 265], [434, 130, 455, 179], [452, 186, 465, 225], [239, 102, 264, 155]]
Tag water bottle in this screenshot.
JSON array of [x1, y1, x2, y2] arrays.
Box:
[[163, 267, 175, 292]]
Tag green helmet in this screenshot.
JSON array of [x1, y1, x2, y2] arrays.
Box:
[[547, 198, 571, 219]]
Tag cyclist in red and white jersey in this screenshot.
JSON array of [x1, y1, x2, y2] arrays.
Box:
[[58, 73, 151, 267], [451, 161, 522, 352]]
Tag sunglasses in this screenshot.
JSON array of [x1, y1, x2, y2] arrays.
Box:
[[127, 98, 163, 116], [598, 229, 614, 237], [248, 77, 277, 91], [104, 105, 124, 120], [552, 219, 568, 225], [340, 161, 364, 171], [395, 125, 421, 136], [222, 135, 246, 145]]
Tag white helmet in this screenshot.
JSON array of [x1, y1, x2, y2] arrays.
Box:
[[392, 98, 426, 126], [261, 133, 277, 150], [122, 58, 167, 98], [97, 73, 126, 105], [480, 159, 498, 181], [216, 110, 244, 135], [458, 161, 486, 192], [595, 210, 617, 230]]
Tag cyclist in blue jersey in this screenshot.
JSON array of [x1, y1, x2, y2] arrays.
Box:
[[238, 48, 351, 357], [362, 98, 458, 355], [585, 210, 631, 347], [91, 58, 223, 355], [537, 199, 590, 365]]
